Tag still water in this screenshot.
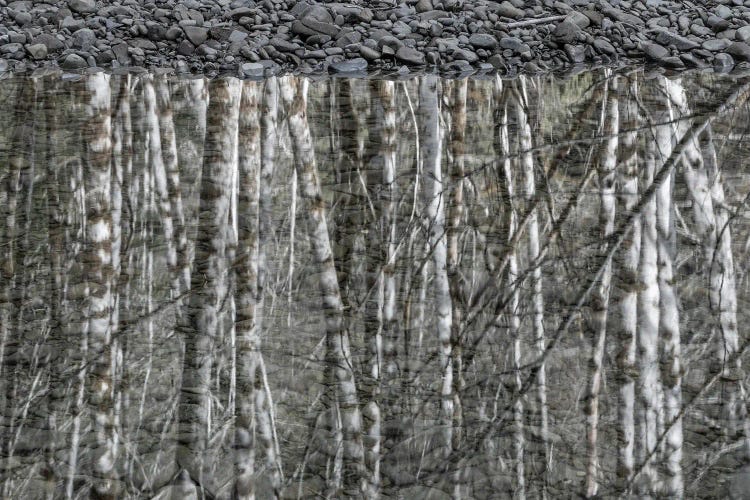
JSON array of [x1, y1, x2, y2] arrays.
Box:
[[0, 68, 749, 499]]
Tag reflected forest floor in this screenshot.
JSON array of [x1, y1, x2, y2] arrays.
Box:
[[1, 69, 750, 499]]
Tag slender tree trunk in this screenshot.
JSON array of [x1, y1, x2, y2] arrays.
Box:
[[280, 76, 366, 497], [637, 96, 663, 499], [419, 75, 454, 461], [234, 80, 262, 500], [447, 78, 467, 455], [684, 122, 750, 466], [656, 77, 684, 498], [585, 74, 618, 498], [515, 77, 549, 496], [613, 76, 641, 492], [81, 72, 117, 499], [155, 75, 189, 299], [177, 78, 240, 491]]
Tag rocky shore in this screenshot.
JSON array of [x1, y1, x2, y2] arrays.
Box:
[[2, 0, 750, 77]]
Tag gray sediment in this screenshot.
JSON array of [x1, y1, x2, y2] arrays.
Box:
[[2, 0, 750, 77]]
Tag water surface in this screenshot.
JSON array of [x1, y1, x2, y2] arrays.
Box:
[[1, 69, 750, 499]]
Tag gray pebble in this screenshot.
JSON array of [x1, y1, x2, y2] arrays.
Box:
[[68, 0, 96, 15], [714, 52, 735, 71], [469, 33, 497, 49], [25, 43, 47, 60], [726, 41, 750, 60], [396, 45, 426, 65], [61, 52, 87, 69], [702, 38, 732, 51], [553, 21, 581, 44], [328, 57, 368, 73], [183, 26, 208, 46], [642, 41, 669, 61]]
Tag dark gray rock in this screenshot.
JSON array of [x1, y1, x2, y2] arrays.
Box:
[[12, 10, 32, 26], [737, 26, 750, 43], [691, 24, 714, 38], [68, 0, 96, 15], [469, 33, 497, 49], [166, 27, 183, 41], [112, 42, 129, 64], [301, 18, 339, 37], [336, 31, 362, 48], [297, 4, 334, 24], [553, 20, 581, 44], [443, 59, 473, 72], [593, 38, 616, 55], [396, 45, 426, 65], [564, 44, 586, 63], [416, 0, 433, 13], [61, 52, 87, 69], [241, 61, 264, 77], [642, 42, 669, 61], [652, 28, 700, 51], [453, 48, 478, 62], [60, 16, 85, 31], [183, 26, 208, 46], [714, 52, 735, 72], [359, 45, 380, 60], [703, 38, 731, 52], [565, 11, 590, 29], [493, 1, 525, 19], [329, 57, 368, 73], [715, 5, 733, 20], [177, 39, 195, 55], [500, 37, 528, 53], [680, 52, 708, 68], [25, 43, 47, 59], [33, 34, 64, 51], [72, 28, 96, 49], [707, 15, 730, 32], [488, 53, 507, 70], [0, 43, 24, 55], [726, 41, 750, 61], [601, 6, 644, 26]]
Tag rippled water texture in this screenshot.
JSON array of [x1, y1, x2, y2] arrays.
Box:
[[1, 69, 750, 499]]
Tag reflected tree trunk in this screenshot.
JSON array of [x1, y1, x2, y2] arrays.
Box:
[[613, 76, 641, 492], [176, 78, 240, 492], [585, 73, 618, 498], [280, 76, 366, 497], [81, 72, 117, 499], [419, 75, 454, 461], [656, 77, 685, 498]]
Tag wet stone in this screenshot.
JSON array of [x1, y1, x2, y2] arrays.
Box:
[[564, 43, 586, 63], [713, 52, 735, 71], [643, 41, 670, 61], [726, 41, 750, 61], [61, 52, 87, 69], [653, 27, 700, 51], [328, 57, 368, 73], [396, 45, 426, 65], [68, 0, 96, 15], [72, 28, 96, 49], [241, 61, 264, 76], [183, 26, 208, 46], [703, 38, 732, 51], [469, 33, 498, 49], [737, 26, 750, 42], [25, 43, 47, 60], [359, 45, 380, 60], [494, 1, 525, 19], [553, 21, 582, 44]]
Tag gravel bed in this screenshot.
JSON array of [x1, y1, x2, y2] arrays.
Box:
[[2, 0, 750, 77]]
